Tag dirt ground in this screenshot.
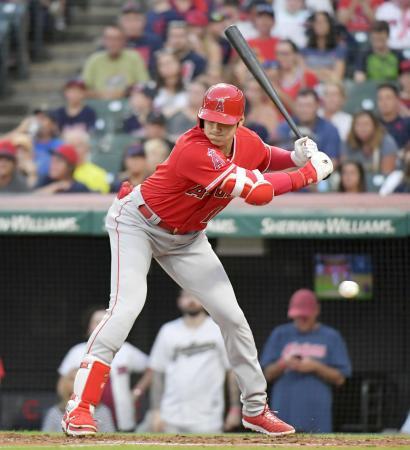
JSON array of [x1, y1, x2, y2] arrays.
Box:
[[0, 432, 410, 447]]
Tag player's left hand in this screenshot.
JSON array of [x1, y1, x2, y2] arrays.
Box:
[[224, 407, 242, 431], [291, 136, 319, 167]]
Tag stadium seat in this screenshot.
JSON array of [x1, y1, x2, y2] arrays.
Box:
[[0, 19, 10, 96], [343, 80, 378, 114], [91, 133, 135, 175], [87, 99, 131, 134]]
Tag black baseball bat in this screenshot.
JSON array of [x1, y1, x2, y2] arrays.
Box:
[[225, 25, 303, 139]]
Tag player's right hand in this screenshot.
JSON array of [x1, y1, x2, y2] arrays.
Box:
[[300, 151, 333, 184]]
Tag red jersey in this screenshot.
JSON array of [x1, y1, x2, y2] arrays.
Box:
[[247, 37, 279, 63], [141, 126, 281, 233]]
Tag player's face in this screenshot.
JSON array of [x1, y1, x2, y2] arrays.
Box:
[[203, 120, 238, 150]]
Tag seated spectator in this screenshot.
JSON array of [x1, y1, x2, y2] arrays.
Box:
[[0, 140, 30, 193], [119, 1, 163, 75], [63, 129, 110, 193], [12, 134, 38, 188], [167, 80, 207, 142], [145, 0, 184, 42], [35, 144, 90, 194], [42, 368, 115, 432], [272, 0, 310, 48], [32, 111, 62, 179], [153, 50, 188, 118], [244, 77, 279, 143], [319, 81, 353, 142], [164, 21, 207, 83], [110, 142, 147, 192], [377, 83, 410, 150], [342, 111, 398, 184], [82, 25, 149, 100], [144, 138, 171, 176], [354, 21, 404, 83], [247, 5, 279, 64], [375, 0, 410, 50], [171, 0, 209, 17], [337, 160, 367, 192], [302, 11, 347, 82], [380, 143, 410, 194], [260, 288, 351, 433], [53, 79, 97, 133], [144, 111, 173, 152], [304, 0, 334, 13], [399, 60, 410, 114], [265, 39, 319, 113], [123, 82, 157, 137], [277, 89, 341, 163], [221, 1, 257, 40], [337, 0, 383, 34], [206, 11, 232, 67]]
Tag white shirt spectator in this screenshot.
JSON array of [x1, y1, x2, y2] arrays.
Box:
[[375, 2, 410, 50], [273, 0, 334, 15], [153, 89, 188, 118], [319, 109, 353, 142], [59, 342, 148, 431], [149, 316, 230, 432]]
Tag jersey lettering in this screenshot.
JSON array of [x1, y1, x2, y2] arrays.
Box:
[[201, 206, 224, 224], [186, 185, 207, 199], [207, 148, 226, 170], [214, 187, 231, 199]]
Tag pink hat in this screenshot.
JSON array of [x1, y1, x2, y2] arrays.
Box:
[[288, 289, 319, 319], [186, 10, 209, 27]]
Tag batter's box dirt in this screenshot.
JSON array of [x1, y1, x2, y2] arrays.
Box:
[[0, 433, 410, 448]]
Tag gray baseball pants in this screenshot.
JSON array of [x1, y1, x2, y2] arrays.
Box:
[[85, 186, 267, 416]]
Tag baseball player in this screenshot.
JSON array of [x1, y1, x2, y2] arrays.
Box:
[[62, 83, 333, 437]]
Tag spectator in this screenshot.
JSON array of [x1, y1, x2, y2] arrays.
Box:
[[337, 0, 383, 34], [82, 25, 149, 100], [221, 1, 258, 40], [153, 50, 188, 118], [265, 39, 319, 113], [42, 368, 115, 433], [110, 142, 147, 192], [53, 79, 97, 133], [164, 20, 207, 83], [207, 11, 232, 67], [145, 0, 184, 42], [63, 129, 110, 193], [377, 83, 410, 150], [319, 81, 353, 142], [277, 89, 341, 163], [380, 143, 410, 194], [35, 144, 90, 194], [119, 1, 163, 75], [144, 111, 173, 150], [247, 5, 279, 64], [167, 80, 207, 142], [337, 160, 367, 192], [148, 291, 241, 433], [144, 137, 171, 176], [342, 110, 398, 184], [244, 77, 279, 143], [171, 0, 209, 17], [57, 305, 148, 431], [375, 0, 410, 50], [302, 11, 347, 82], [123, 82, 157, 136], [272, 0, 310, 48], [11, 134, 38, 188], [399, 60, 410, 113], [354, 21, 404, 83], [0, 140, 30, 193], [260, 288, 352, 433]]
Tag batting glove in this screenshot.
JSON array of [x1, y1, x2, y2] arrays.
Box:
[[289, 152, 334, 191], [291, 136, 319, 167]]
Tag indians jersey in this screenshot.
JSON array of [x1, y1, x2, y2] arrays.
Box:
[[141, 126, 292, 233]]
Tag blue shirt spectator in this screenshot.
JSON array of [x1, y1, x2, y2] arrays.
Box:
[[260, 289, 352, 433], [34, 138, 63, 178]]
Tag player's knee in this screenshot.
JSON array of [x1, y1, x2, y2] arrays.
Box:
[[221, 309, 247, 330]]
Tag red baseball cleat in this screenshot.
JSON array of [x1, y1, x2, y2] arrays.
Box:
[[242, 405, 295, 436], [61, 395, 97, 436]]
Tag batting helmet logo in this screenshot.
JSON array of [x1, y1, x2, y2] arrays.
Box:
[[215, 98, 225, 112]]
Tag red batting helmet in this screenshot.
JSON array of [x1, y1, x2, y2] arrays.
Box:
[[198, 83, 245, 125]]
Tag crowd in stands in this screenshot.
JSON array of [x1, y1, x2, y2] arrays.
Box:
[[0, 0, 409, 195]]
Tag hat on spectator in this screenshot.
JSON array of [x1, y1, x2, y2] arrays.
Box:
[[186, 10, 209, 27], [400, 60, 410, 74], [64, 78, 86, 90], [53, 144, 78, 167], [130, 82, 157, 99], [126, 142, 145, 158], [255, 4, 275, 17], [146, 111, 166, 126], [0, 140, 17, 160], [288, 289, 319, 319], [121, 1, 144, 14]]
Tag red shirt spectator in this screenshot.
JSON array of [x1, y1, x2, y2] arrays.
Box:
[[337, 0, 384, 32]]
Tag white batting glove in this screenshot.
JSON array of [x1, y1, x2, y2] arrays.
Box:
[[309, 151, 333, 182], [291, 136, 319, 167]]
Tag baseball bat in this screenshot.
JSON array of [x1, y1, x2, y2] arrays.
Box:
[[225, 25, 303, 140]]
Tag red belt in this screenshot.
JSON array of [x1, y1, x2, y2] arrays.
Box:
[[138, 204, 183, 235]]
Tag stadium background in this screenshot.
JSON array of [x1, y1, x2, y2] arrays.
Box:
[[0, 0, 409, 436]]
